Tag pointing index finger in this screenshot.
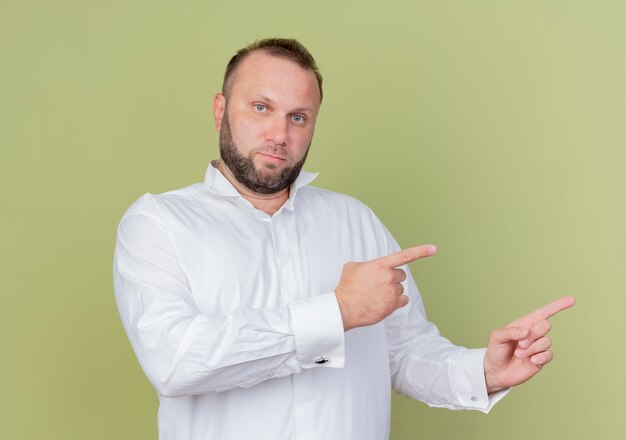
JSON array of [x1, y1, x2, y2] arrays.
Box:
[[377, 245, 438, 268], [512, 296, 577, 326], [530, 296, 577, 320]]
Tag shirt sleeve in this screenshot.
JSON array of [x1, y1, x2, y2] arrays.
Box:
[[113, 196, 345, 398], [381, 229, 509, 413]]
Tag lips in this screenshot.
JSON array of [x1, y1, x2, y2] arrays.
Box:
[[257, 152, 286, 162]]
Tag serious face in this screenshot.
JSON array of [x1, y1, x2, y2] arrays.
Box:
[[218, 107, 310, 194], [213, 50, 321, 194]]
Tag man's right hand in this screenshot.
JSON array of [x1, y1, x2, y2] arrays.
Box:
[[334, 245, 438, 331]]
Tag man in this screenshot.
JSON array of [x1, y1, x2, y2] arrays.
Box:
[[113, 38, 575, 440]]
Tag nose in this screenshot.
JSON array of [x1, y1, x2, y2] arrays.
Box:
[[265, 114, 288, 146]]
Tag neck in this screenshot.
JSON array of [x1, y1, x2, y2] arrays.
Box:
[[216, 160, 289, 216]]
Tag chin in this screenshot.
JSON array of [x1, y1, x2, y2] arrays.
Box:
[[257, 159, 288, 172]]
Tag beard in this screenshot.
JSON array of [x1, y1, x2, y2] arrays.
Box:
[[219, 108, 310, 195]]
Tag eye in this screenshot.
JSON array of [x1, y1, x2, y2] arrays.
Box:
[[254, 104, 267, 112], [291, 114, 305, 123]]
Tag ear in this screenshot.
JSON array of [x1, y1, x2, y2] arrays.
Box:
[[213, 93, 226, 131]]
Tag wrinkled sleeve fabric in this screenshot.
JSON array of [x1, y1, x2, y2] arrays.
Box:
[[379, 224, 509, 413], [113, 195, 345, 398]]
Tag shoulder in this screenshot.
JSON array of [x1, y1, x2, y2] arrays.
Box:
[[298, 185, 388, 232], [298, 185, 399, 256], [299, 185, 376, 215], [120, 182, 206, 223]]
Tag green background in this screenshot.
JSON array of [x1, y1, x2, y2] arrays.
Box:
[[2, 1, 624, 438]]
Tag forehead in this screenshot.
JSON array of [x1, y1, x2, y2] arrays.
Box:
[[229, 51, 321, 106]]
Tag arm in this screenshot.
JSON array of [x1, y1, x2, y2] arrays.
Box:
[[333, 225, 506, 412], [113, 207, 345, 398], [383, 252, 575, 408], [331, 206, 575, 408], [384, 265, 508, 412]]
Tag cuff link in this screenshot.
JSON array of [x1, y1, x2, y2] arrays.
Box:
[[314, 356, 329, 364]]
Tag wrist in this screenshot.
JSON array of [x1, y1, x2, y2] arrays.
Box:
[[483, 363, 504, 394], [334, 289, 354, 332]]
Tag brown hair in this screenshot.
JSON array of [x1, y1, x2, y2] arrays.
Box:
[[222, 38, 323, 101]]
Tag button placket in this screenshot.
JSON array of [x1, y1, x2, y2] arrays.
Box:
[[272, 214, 297, 303]]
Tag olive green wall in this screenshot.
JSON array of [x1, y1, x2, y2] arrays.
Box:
[[2, 1, 624, 439]]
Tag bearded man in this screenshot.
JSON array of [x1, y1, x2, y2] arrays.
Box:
[[113, 38, 575, 440]]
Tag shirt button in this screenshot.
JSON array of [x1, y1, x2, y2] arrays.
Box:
[[315, 356, 329, 364]]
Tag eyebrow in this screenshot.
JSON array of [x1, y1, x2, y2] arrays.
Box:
[[256, 95, 316, 114], [258, 95, 275, 104]]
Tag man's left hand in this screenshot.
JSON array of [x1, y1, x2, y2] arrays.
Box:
[[483, 296, 576, 393]]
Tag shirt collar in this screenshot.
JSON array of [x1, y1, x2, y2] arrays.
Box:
[[204, 161, 318, 212]]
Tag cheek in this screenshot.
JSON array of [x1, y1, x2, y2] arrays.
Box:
[[231, 118, 260, 149], [293, 129, 314, 151]]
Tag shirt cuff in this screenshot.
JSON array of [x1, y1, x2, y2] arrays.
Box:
[[288, 292, 345, 369], [450, 348, 510, 413]]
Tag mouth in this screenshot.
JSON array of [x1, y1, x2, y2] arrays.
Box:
[[257, 152, 287, 164]]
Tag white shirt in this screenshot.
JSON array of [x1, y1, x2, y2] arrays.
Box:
[[113, 163, 506, 440]]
